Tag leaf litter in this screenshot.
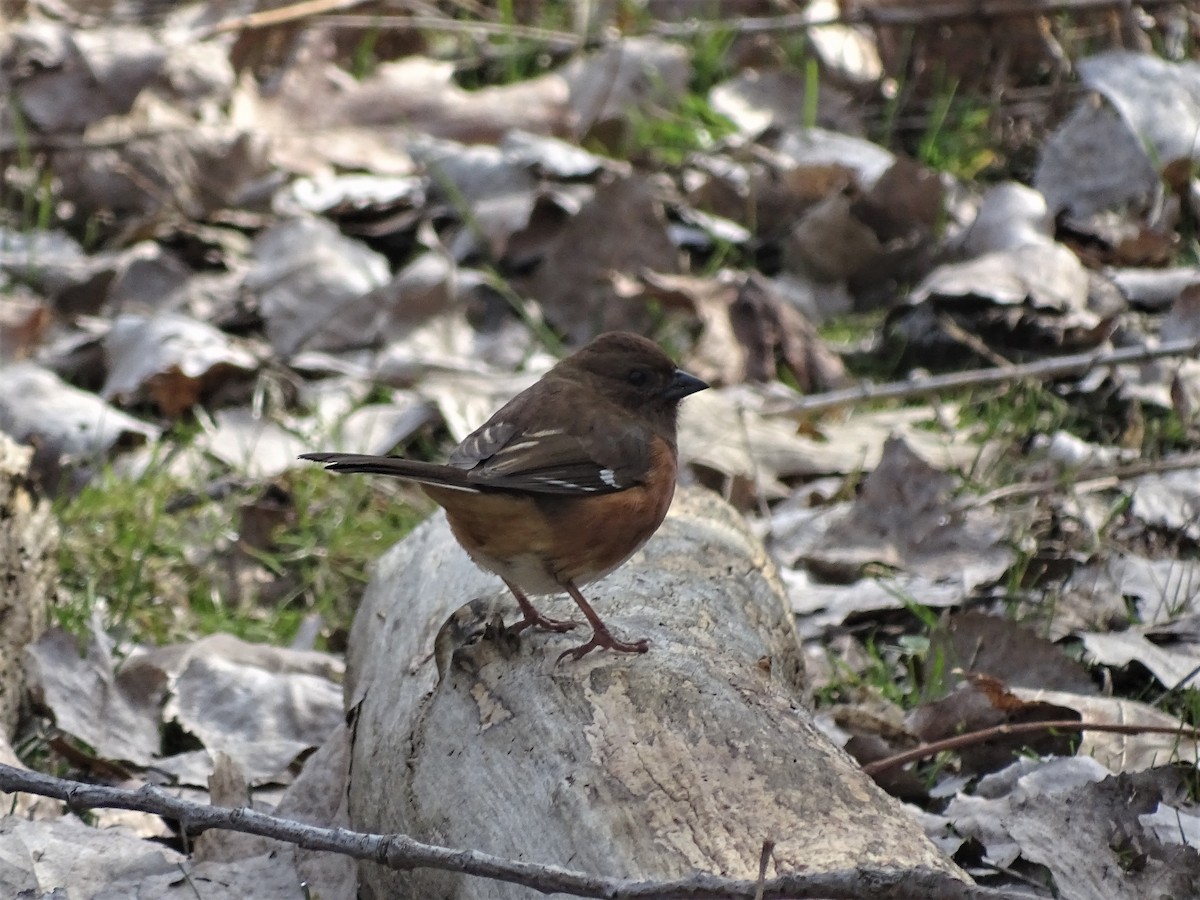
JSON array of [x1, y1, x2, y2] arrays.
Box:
[[2, 2, 1200, 897]]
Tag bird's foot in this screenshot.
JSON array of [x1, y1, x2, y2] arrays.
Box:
[[508, 611, 580, 635], [506, 584, 581, 635], [556, 628, 650, 664]]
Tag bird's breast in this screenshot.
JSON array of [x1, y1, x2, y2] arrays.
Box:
[[423, 439, 678, 595]]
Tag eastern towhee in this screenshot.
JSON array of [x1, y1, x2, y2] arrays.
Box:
[[301, 332, 708, 662]]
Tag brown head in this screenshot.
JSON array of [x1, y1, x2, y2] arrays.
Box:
[[554, 332, 708, 430]]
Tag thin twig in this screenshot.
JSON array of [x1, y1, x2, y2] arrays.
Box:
[[0, 763, 1021, 899], [202, 0, 371, 36], [969, 452, 1200, 507], [652, 0, 1189, 37], [753, 840, 774, 900], [863, 719, 1200, 776], [203, 9, 582, 46], [315, 14, 583, 45], [200, 0, 1189, 40], [199, 0, 1186, 44], [767, 337, 1200, 416]]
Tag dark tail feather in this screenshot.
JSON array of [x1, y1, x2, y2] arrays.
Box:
[[299, 453, 479, 492]]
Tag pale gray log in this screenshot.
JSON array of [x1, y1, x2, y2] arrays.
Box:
[[346, 487, 967, 898], [0, 434, 58, 736]]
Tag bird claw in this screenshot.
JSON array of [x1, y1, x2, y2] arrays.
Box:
[[508, 612, 580, 635], [556, 631, 650, 664]]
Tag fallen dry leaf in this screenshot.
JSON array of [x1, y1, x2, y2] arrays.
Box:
[[0, 292, 51, 359], [0, 362, 160, 460], [26, 628, 344, 788], [960, 182, 1053, 255], [247, 216, 391, 358], [783, 566, 969, 638], [906, 675, 1080, 774], [101, 313, 259, 417], [1079, 51, 1200, 174], [522, 172, 681, 343], [1066, 553, 1200, 628], [164, 652, 342, 784], [337, 56, 570, 143], [196, 407, 310, 480], [25, 628, 164, 767], [1110, 266, 1200, 311], [54, 92, 267, 232], [710, 67, 864, 138], [1079, 630, 1200, 691], [1126, 467, 1200, 540], [910, 240, 1089, 313], [3, 23, 166, 132], [927, 611, 1096, 695], [563, 37, 690, 141], [802, 435, 1013, 581], [0, 814, 186, 898], [1036, 96, 1161, 220], [1013, 688, 1199, 772], [313, 399, 438, 457], [411, 138, 541, 260], [635, 270, 848, 390], [935, 760, 1200, 899]]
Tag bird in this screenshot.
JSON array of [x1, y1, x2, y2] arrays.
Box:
[[301, 331, 709, 663]]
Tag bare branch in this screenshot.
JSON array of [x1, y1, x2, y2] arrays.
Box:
[[200, 0, 1187, 44], [863, 720, 1200, 776], [653, 0, 1187, 36], [969, 452, 1200, 506], [202, 9, 583, 45], [767, 337, 1200, 416], [0, 762, 1023, 899]]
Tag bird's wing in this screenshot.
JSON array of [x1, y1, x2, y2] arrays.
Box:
[[449, 406, 648, 495]]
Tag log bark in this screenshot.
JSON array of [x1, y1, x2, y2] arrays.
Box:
[[345, 486, 966, 898], [0, 434, 58, 737]]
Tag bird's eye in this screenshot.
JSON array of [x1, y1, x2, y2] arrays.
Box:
[[627, 369, 649, 387]]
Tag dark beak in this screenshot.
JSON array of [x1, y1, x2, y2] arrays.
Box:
[[665, 369, 709, 402]]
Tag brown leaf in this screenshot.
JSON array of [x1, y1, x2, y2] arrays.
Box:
[[906, 675, 1080, 773], [0, 294, 51, 360], [851, 156, 944, 242], [101, 313, 259, 418], [238, 483, 295, 555], [730, 274, 848, 391], [522, 173, 680, 343], [634, 271, 847, 391], [804, 435, 1014, 581], [927, 611, 1096, 696]]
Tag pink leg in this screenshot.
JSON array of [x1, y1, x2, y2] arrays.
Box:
[[556, 581, 649, 663], [504, 580, 579, 634]]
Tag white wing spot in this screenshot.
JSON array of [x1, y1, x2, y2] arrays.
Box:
[[599, 468, 618, 488], [539, 478, 598, 491], [501, 440, 541, 452], [473, 424, 509, 447]]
